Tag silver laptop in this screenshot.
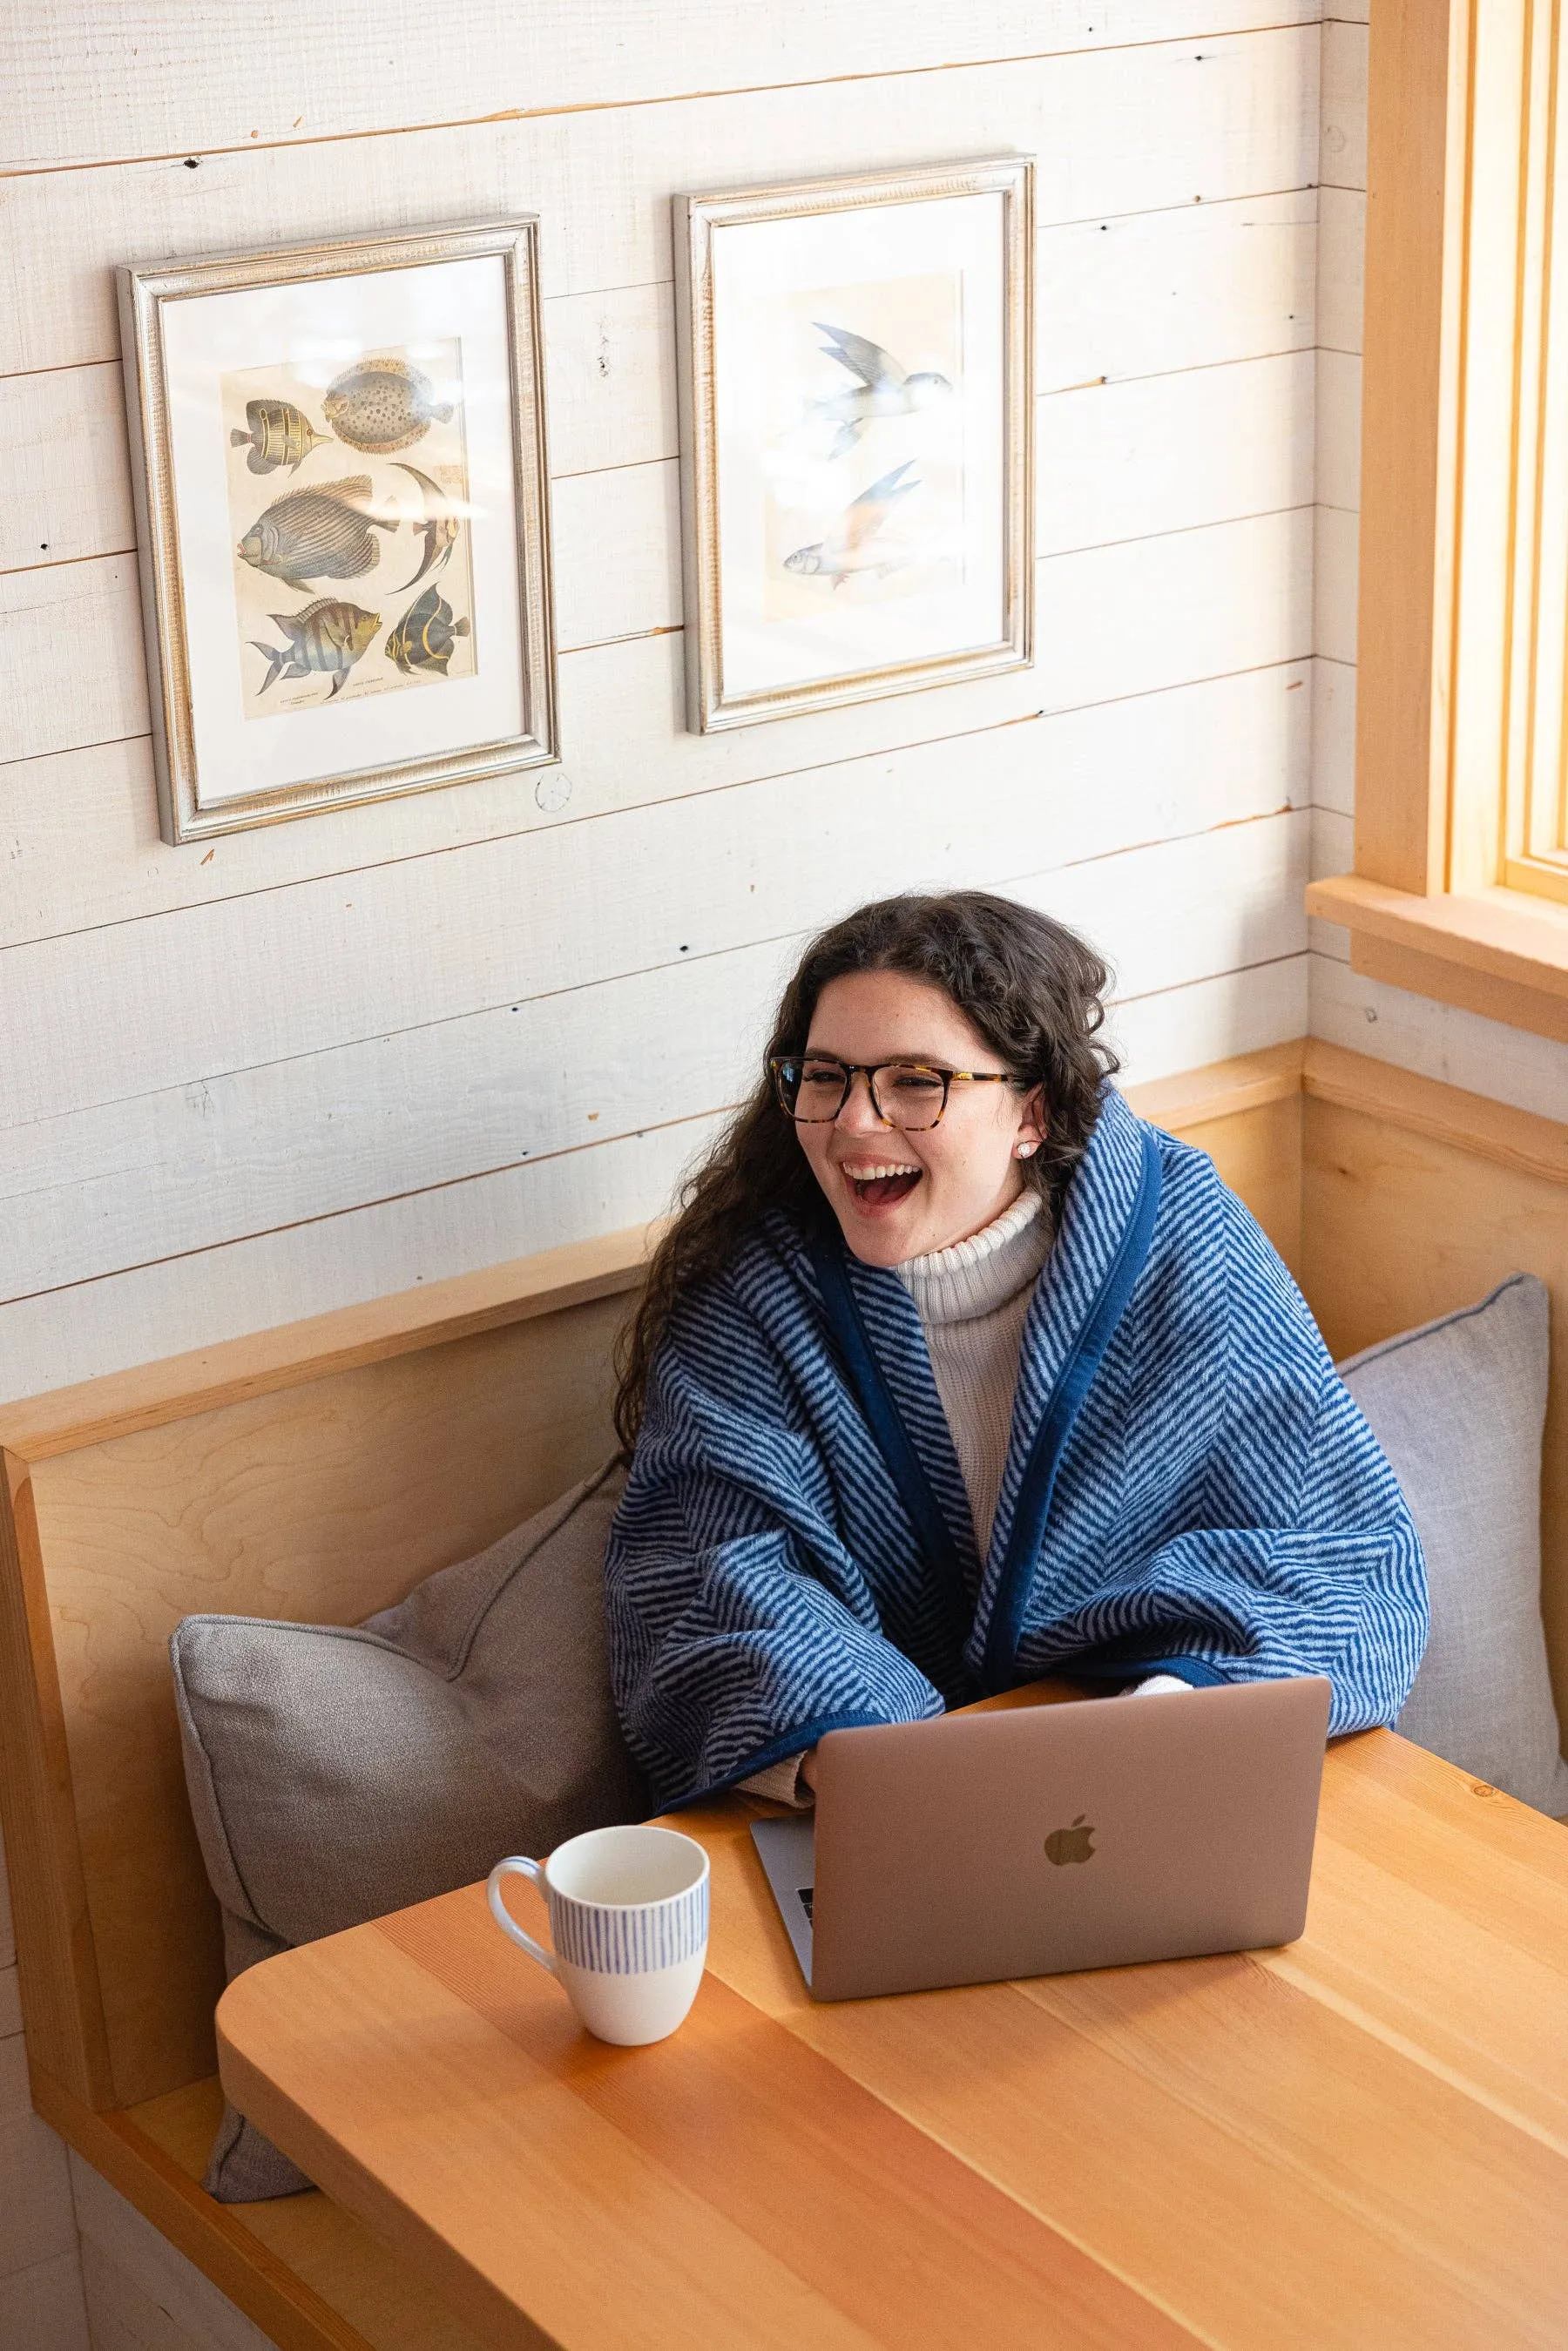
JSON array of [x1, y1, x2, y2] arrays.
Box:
[[750, 1677, 1331, 2000]]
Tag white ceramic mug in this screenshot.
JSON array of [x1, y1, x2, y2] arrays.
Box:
[[487, 1823, 709, 2045]]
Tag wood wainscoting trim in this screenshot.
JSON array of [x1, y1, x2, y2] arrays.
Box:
[[1302, 1037, 1568, 1188], [0, 1221, 657, 1464], [1125, 1037, 1305, 1130]]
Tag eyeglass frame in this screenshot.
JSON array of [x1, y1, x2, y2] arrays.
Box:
[[767, 1053, 1025, 1131]]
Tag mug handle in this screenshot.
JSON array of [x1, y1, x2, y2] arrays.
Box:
[[487, 1855, 558, 1975]]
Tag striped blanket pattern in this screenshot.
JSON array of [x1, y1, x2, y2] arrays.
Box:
[[605, 1088, 1428, 1808]]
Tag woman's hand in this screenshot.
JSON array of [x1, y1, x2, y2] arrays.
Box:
[[800, 1749, 818, 1791]]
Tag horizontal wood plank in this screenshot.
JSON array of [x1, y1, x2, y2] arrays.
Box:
[[0, 33, 1318, 376], [1041, 350, 1312, 553], [3, 281, 1315, 580], [2, 642, 1311, 1128], [0, 553, 148, 769], [1, 655, 1308, 1043], [1039, 189, 1316, 394], [0, 494, 1311, 905], [0, 1113, 718, 1412], [0, 1001, 1308, 1409], [5, 1028, 1311, 1459], [0, 354, 1313, 764], [0, 1221, 650, 1463], [0, 814, 1308, 1301], [0, 6, 1320, 175], [0, 644, 1308, 956]]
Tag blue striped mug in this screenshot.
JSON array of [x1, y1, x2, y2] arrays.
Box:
[[487, 1824, 709, 2045]]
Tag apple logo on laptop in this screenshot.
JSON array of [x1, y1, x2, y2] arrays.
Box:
[[1044, 1815, 1095, 1867]]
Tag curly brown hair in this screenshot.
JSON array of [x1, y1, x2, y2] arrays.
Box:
[[612, 890, 1119, 1448]]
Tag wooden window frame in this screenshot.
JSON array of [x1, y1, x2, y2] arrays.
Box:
[[1307, 0, 1568, 1046]]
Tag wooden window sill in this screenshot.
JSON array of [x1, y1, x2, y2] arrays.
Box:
[[1305, 873, 1568, 1045]]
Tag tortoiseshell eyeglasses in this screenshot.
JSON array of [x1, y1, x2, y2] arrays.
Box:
[[768, 1055, 1020, 1132]]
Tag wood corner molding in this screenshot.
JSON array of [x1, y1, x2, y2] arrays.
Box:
[[1124, 1040, 1304, 1133]]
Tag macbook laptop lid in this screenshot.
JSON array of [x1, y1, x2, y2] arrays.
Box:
[[750, 1678, 1331, 2001]]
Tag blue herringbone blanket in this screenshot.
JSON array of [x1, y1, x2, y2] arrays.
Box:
[[605, 1088, 1427, 1807]]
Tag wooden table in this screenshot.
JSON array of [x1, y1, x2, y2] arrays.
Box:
[[217, 1695, 1568, 2351]]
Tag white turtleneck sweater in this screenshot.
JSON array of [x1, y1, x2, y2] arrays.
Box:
[[739, 1187, 1184, 1807], [894, 1187, 1052, 1555]]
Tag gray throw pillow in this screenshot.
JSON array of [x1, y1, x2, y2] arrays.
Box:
[[172, 1456, 645, 2202], [1339, 1274, 1568, 1817]]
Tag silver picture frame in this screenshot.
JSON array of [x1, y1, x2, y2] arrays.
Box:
[[674, 156, 1034, 734], [118, 220, 558, 844]]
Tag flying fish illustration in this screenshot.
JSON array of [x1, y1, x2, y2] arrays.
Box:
[[807, 323, 952, 459], [783, 460, 922, 588]]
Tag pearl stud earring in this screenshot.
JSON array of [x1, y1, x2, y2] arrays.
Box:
[[1016, 1141, 1037, 1159]]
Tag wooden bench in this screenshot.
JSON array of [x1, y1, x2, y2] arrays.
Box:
[[2, 1038, 1565, 2351]]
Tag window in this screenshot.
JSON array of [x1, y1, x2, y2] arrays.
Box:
[[1307, 0, 1568, 1046]]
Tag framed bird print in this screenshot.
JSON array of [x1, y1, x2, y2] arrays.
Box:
[[118, 221, 558, 842], [674, 157, 1034, 733]]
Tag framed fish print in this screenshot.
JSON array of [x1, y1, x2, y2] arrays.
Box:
[[118, 221, 558, 842], [674, 157, 1034, 733]]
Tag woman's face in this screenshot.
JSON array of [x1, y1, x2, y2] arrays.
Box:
[[794, 970, 1045, 1267]]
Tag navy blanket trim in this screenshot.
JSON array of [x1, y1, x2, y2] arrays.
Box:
[[808, 1233, 972, 1642], [1068, 1654, 1231, 1691], [661, 1712, 889, 1811], [981, 1126, 1165, 1692]]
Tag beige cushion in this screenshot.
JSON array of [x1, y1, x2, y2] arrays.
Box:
[[1339, 1275, 1568, 1818], [171, 1458, 645, 2200]]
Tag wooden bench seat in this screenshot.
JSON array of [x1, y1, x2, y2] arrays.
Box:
[[3, 1038, 1565, 2350]]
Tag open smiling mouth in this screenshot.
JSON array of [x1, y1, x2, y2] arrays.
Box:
[[844, 1165, 923, 1208]]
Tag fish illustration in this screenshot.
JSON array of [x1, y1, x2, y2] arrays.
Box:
[[229, 397, 329, 475], [783, 461, 921, 587], [251, 600, 380, 699], [807, 323, 952, 460], [323, 355, 454, 454], [385, 584, 471, 678], [236, 477, 397, 593], [392, 463, 462, 589]]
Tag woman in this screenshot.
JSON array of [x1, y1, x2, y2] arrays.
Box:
[[605, 892, 1426, 1810]]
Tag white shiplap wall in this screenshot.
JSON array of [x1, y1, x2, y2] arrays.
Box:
[[0, 9, 1325, 1407], [0, 6, 1325, 2344], [1308, 2, 1568, 1114]]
